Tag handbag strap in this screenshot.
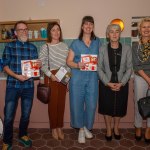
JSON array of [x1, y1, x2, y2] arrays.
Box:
[[46, 44, 50, 70], [46, 43, 50, 84], [146, 90, 150, 97], [39, 44, 50, 84]]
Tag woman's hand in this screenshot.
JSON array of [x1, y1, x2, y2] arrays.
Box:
[[67, 49, 85, 69], [114, 83, 123, 91], [50, 74, 59, 82], [138, 70, 150, 88], [147, 78, 150, 89], [107, 82, 123, 91], [107, 82, 117, 91], [77, 62, 85, 69], [36, 60, 42, 68]]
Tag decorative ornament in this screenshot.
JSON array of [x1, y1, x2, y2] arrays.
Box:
[[110, 19, 124, 31]]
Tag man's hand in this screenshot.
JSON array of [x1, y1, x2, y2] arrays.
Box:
[[3, 66, 30, 82], [15, 75, 30, 82]]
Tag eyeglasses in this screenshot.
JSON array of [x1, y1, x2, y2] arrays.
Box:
[[16, 28, 28, 33]]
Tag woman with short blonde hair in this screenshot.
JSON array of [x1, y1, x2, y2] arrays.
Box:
[[132, 17, 150, 143]]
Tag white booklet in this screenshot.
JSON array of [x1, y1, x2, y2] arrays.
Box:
[[81, 54, 98, 71], [21, 59, 40, 77], [0, 117, 3, 138], [55, 66, 71, 85]]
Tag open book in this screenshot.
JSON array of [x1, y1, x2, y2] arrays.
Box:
[[55, 66, 71, 85], [21, 59, 40, 77], [81, 54, 98, 71]]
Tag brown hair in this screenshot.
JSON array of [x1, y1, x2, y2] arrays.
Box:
[[47, 22, 63, 43], [78, 16, 96, 40], [14, 20, 27, 31]]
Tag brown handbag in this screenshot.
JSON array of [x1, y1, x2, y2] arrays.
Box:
[[37, 44, 50, 104], [37, 81, 50, 104]]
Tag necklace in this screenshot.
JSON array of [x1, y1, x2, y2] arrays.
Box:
[[137, 39, 150, 62]]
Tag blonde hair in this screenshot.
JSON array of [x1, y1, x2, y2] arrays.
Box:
[[138, 17, 150, 31]]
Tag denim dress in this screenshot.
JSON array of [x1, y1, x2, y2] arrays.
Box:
[[69, 38, 101, 129]]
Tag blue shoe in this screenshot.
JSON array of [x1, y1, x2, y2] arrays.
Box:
[[18, 135, 32, 147]]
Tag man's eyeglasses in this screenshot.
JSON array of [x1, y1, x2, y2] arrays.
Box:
[[16, 28, 28, 33]]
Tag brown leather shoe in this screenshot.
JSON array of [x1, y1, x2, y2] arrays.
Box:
[[135, 127, 142, 141], [2, 143, 12, 150], [52, 129, 58, 140], [145, 127, 150, 143], [57, 128, 64, 140]]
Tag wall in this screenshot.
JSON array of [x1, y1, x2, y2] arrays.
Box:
[[0, 79, 135, 129], [0, 0, 150, 38], [0, 0, 149, 128]]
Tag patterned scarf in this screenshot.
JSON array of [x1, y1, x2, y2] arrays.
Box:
[[137, 40, 150, 62]]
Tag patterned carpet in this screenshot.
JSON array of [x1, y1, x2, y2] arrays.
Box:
[[0, 128, 150, 150]]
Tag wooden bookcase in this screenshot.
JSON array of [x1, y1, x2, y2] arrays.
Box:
[[0, 19, 60, 43]]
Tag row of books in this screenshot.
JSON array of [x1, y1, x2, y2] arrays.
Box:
[[21, 54, 98, 85]]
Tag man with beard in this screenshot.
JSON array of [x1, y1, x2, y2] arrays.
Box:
[[2, 21, 38, 150]]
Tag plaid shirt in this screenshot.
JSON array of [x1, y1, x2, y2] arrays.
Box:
[[2, 40, 38, 88]]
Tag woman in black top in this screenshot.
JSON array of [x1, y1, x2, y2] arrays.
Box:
[[98, 24, 132, 141]]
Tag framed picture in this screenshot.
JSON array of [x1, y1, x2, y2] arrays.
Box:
[[131, 16, 150, 44]]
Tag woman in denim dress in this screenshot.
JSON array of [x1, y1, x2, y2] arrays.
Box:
[[67, 16, 101, 143]]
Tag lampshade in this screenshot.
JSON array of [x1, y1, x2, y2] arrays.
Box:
[[110, 19, 124, 31]]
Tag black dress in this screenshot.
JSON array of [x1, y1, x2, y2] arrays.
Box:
[[98, 43, 129, 117]]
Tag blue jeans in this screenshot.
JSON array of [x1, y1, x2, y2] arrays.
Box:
[[3, 87, 34, 145]]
